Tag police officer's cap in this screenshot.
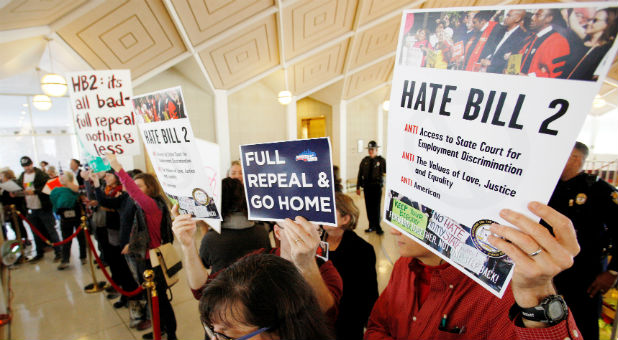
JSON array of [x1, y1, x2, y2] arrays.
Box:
[[367, 141, 380, 149]]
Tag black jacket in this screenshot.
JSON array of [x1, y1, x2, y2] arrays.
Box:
[[357, 155, 386, 189], [17, 167, 52, 211], [548, 172, 618, 291]]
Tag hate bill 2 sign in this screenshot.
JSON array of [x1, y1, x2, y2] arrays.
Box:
[[385, 2, 618, 297], [240, 138, 336, 226]]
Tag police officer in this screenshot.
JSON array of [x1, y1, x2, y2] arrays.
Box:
[[548, 141, 618, 340], [356, 141, 386, 235]]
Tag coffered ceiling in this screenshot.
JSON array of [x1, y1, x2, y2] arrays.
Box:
[[0, 0, 616, 108]]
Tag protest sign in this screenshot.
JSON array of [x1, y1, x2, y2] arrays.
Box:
[[385, 3, 618, 297], [240, 138, 336, 225], [67, 70, 140, 170], [133, 87, 222, 228], [0, 180, 21, 192]]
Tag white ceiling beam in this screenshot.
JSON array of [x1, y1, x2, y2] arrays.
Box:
[[285, 31, 355, 67], [0, 26, 51, 44], [275, 0, 289, 91], [49, 0, 107, 31], [347, 51, 396, 75], [192, 6, 279, 54], [296, 75, 345, 100], [227, 65, 283, 95], [162, 0, 216, 93], [132, 51, 192, 86], [50, 32, 92, 71], [346, 81, 389, 103]]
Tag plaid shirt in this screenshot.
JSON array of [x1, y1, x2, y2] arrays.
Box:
[[365, 257, 581, 340]]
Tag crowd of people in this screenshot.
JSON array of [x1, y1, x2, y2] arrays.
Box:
[[0, 143, 615, 340], [401, 7, 618, 80]]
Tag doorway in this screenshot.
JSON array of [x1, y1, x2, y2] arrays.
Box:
[[300, 116, 326, 139]]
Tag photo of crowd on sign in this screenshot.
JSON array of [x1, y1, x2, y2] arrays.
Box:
[[399, 6, 618, 81], [385, 189, 513, 293], [132, 87, 186, 123]]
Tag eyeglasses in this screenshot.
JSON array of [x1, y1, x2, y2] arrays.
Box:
[[203, 321, 271, 340], [589, 18, 604, 24]]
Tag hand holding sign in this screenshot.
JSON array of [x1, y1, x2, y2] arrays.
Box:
[[105, 153, 122, 172], [277, 217, 321, 270], [488, 202, 579, 315], [171, 210, 197, 249]]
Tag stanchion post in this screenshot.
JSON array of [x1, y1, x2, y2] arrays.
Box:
[[83, 217, 105, 293], [143, 270, 161, 340], [9, 205, 25, 263]]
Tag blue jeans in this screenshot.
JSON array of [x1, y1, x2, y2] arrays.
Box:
[[29, 209, 61, 257]]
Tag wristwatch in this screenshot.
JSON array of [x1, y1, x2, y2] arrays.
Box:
[[510, 295, 568, 325]]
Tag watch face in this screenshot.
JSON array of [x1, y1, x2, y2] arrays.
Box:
[[547, 300, 565, 320]]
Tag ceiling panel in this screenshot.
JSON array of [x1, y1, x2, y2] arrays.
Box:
[[289, 40, 349, 94], [170, 0, 274, 46], [347, 16, 400, 70], [343, 56, 394, 99], [199, 15, 279, 89], [0, 0, 87, 31], [57, 0, 186, 78], [283, 0, 358, 60], [357, 0, 421, 25]]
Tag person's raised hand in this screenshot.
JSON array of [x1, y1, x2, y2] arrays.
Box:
[[488, 202, 579, 313], [172, 206, 197, 249], [105, 153, 122, 172], [278, 216, 321, 270]]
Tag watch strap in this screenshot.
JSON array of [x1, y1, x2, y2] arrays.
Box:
[[509, 295, 568, 326]]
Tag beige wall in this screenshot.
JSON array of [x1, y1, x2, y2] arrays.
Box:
[[346, 97, 380, 187], [228, 81, 287, 163]]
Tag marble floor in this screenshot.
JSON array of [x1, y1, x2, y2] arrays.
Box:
[[7, 194, 400, 340]]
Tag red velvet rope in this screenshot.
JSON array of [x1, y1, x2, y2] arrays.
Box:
[[83, 227, 144, 297], [151, 293, 161, 340], [16, 211, 83, 247]]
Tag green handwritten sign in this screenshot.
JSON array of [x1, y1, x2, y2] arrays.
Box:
[[390, 199, 428, 239]]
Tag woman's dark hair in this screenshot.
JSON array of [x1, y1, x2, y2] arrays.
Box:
[[332, 165, 343, 193], [134, 173, 163, 198], [599, 8, 618, 45], [221, 177, 247, 218], [105, 170, 120, 186], [200, 254, 334, 340]]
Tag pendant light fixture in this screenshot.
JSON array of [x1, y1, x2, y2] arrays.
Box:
[[40, 38, 68, 97], [33, 94, 52, 111]]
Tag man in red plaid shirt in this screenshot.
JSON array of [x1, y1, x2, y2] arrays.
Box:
[[365, 202, 581, 340]]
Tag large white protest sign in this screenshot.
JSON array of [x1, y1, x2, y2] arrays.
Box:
[[133, 87, 222, 229], [67, 70, 140, 171], [384, 3, 618, 297]]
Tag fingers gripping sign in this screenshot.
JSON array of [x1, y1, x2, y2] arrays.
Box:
[[171, 204, 198, 249], [277, 217, 321, 270], [487, 202, 579, 311]]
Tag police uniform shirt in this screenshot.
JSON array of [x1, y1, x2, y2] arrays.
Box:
[[548, 172, 618, 279], [357, 156, 386, 189]]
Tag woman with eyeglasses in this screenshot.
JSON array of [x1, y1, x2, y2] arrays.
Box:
[[565, 7, 618, 80], [200, 253, 333, 340]]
